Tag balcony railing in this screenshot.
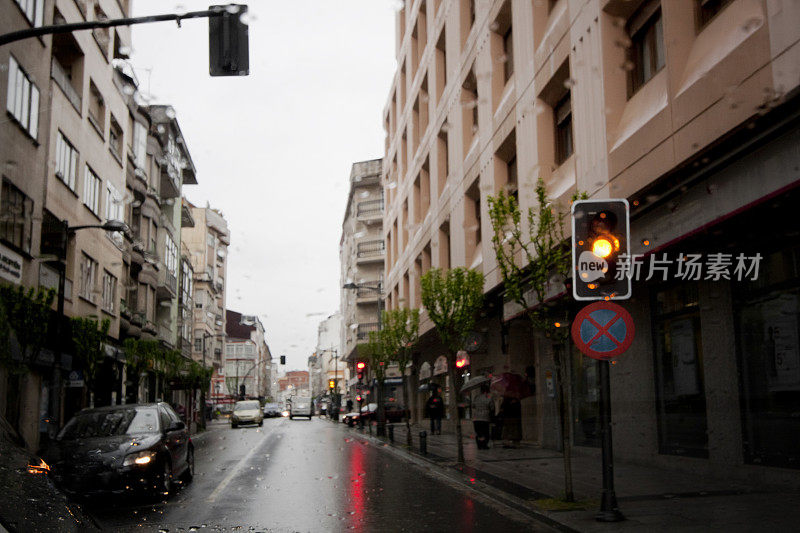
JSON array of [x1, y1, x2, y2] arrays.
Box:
[[357, 322, 379, 341], [51, 59, 81, 113], [357, 199, 384, 218], [356, 281, 382, 298], [356, 240, 385, 258]]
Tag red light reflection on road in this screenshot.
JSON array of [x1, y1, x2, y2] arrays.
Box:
[[347, 441, 365, 531], [461, 496, 475, 532]]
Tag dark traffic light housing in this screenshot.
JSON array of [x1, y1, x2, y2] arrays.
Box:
[[572, 199, 630, 300], [209, 4, 249, 76]]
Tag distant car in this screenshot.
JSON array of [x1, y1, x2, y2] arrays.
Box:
[[289, 398, 312, 419], [262, 402, 283, 418], [43, 403, 194, 500], [0, 413, 99, 531], [231, 400, 263, 428], [345, 403, 407, 426]]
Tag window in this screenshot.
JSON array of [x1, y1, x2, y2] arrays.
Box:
[[491, 1, 513, 87], [6, 56, 40, 139], [461, 64, 478, 155], [194, 337, 203, 352], [0, 179, 34, 253], [80, 253, 98, 302], [132, 121, 148, 169], [627, 0, 665, 96], [437, 125, 449, 196], [554, 93, 573, 165], [195, 288, 205, 309], [92, 4, 110, 57], [464, 179, 481, 267], [87, 80, 105, 135], [435, 27, 447, 103], [696, 0, 734, 27], [503, 26, 513, 82], [13, 0, 44, 27], [105, 181, 122, 222], [102, 270, 117, 313], [165, 235, 178, 275], [55, 131, 79, 191], [109, 115, 123, 161], [495, 129, 517, 201], [83, 166, 101, 215]]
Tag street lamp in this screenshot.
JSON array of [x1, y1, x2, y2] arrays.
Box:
[[342, 281, 383, 329], [48, 219, 130, 437]]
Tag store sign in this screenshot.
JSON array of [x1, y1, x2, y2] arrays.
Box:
[[433, 355, 448, 376], [419, 362, 431, 380], [0, 243, 23, 284], [66, 370, 84, 388]]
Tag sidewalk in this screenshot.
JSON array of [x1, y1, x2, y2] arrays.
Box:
[[352, 420, 800, 532]]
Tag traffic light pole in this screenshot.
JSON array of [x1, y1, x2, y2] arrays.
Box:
[[597, 359, 624, 522], [0, 7, 230, 46]]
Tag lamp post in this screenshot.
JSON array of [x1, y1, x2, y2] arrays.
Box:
[[48, 219, 130, 438]]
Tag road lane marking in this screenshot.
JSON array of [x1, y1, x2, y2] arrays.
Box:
[[206, 432, 272, 503]]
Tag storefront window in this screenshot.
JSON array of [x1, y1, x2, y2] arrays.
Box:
[[571, 346, 600, 447], [652, 282, 709, 457], [735, 246, 800, 469]]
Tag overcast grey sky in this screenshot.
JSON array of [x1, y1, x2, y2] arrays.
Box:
[[130, 1, 396, 372]]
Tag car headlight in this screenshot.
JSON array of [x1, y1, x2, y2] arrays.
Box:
[[123, 451, 156, 467]]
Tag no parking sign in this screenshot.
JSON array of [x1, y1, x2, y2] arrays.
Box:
[[571, 301, 635, 360]]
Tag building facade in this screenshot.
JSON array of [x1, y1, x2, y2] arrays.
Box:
[[224, 309, 273, 401], [384, 0, 800, 488], [340, 159, 385, 401], [181, 203, 230, 393]]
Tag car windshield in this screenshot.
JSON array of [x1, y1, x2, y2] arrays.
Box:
[[58, 408, 159, 439], [234, 401, 259, 412]]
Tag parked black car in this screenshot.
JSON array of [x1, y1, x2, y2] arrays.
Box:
[[43, 403, 194, 500], [0, 414, 98, 532], [262, 402, 283, 418]]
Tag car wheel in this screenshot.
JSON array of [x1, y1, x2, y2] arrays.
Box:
[[289, 415, 293, 420], [232, 422, 238, 429], [181, 447, 194, 484], [153, 458, 173, 500]]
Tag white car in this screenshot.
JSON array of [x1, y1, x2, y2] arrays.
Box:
[[231, 400, 263, 428], [289, 398, 312, 419]]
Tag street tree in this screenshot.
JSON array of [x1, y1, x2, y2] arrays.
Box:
[[487, 179, 580, 501], [420, 267, 485, 463], [382, 308, 420, 447], [71, 317, 111, 408], [366, 327, 393, 435], [0, 285, 55, 372]]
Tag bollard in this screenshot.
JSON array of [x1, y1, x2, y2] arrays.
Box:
[[368, 421, 373, 435], [388, 424, 394, 443], [419, 430, 427, 455]]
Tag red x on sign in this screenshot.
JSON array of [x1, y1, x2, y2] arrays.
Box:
[[571, 301, 635, 360]]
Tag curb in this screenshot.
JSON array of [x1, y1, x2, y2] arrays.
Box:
[[344, 422, 581, 533]]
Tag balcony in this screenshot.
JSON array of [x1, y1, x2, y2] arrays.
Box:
[[181, 199, 195, 228], [356, 240, 385, 264], [51, 59, 81, 113], [357, 322, 379, 341], [156, 269, 177, 300], [356, 199, 384, 222], [157, 322, 174, 346]]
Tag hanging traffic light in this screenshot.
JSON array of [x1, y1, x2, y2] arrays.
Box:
[[328, 379, 336, 389], [455, 352, 469, 368], [280, 355, 286, 365], [572, 199, 630, 301], [209, 4, 250, 76], [356, 361, 365, 381]]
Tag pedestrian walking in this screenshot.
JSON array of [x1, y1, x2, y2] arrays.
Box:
[[472, 384, 493, 449], [500, 396, 522, 448], [425, 387, 444, 435]]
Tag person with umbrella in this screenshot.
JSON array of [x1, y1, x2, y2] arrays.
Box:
[[472, 383, 493, 449]]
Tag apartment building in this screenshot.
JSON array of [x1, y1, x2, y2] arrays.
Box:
[[224, 309, 273, 400], [182, 202, 230, 391], [316, 312, 345, 396], [340, 159, 385, 387], [384, 0, 800, 486]]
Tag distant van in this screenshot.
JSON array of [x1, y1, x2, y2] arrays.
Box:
[[289, 397, 312, 420]]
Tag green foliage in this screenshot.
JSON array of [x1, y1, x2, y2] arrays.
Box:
[[0, 284, 55, 372], [71, 317, 110, 391], [123, 338, 160, 377], [381, 308, 420, 373], [420, 268, 485, 356], [366, 328, 392, 383], [487, 180, 580, 341]]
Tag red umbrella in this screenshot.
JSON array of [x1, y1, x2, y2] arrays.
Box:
[[490, 372, 533, 399]]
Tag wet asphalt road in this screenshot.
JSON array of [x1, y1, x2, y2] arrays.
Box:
[[85, 416, 551, 532]]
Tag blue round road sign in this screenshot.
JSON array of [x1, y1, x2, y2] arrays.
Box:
[[571, 301, 635, 360]]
